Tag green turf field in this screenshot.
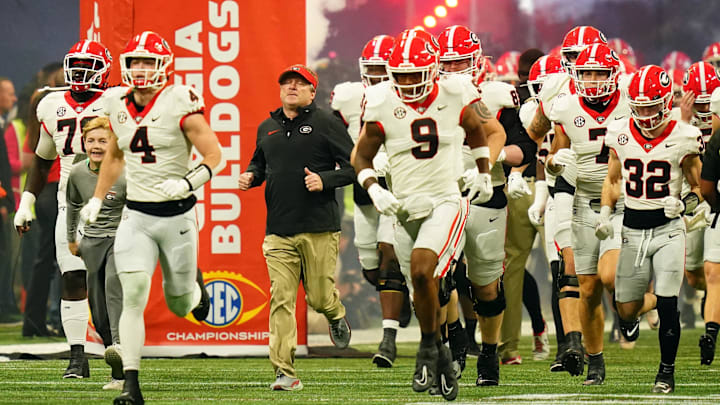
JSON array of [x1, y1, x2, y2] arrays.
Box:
[[1, 326, 719, 404]]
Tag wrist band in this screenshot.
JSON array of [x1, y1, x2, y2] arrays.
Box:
[[471, 146, 490, 160], [357, 168, 378, 188]]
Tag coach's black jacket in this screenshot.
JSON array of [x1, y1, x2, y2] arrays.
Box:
[[246, 101, 354, 236]]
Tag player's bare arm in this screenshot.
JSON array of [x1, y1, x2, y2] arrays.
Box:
[[352, 122, 384, 189], [93, 134, 125, 200], [183, 113, 222, 171], [527, 106, 552, 144], [462, 99, 505, 173], [546, 124, 571, 174], [682, 154, 705, 202], [600, 149, 622, 209], [713, 114, 720, 132]]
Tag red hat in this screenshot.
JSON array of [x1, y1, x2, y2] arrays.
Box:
[[278, 64, 318, 88]]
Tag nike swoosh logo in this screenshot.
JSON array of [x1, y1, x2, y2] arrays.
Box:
[[441, 375, 454, 396], [151, 116, 160, 122], [669, 233, 678, 238], [438, 104, 447, 110], [268, 129, 281, 135], [180, 229, 190, 235], [628, 323, 639, 336], [92, 107, 102, 112], [614, 116, 625, 120], [489, 217, 499, 222], [414, 366, 428, 387], [665, 144, 675, 148]]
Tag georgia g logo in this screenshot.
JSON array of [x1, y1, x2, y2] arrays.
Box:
[[659, 71, 671, 87], [683, 70, 690, 86]]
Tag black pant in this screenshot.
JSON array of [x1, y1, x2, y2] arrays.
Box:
[[22, 182, 59, 335]]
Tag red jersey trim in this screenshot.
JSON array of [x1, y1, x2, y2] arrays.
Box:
[[125, 86, 166, 122], [180, 110, 204, 131], [63, 91, 102, 112], [406, 83, 439, 114], [629, 118, 677, 153], [459, 97, 482, 125], [579, 90, 620, 124]]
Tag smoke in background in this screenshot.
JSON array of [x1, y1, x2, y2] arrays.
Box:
[[306, 0, 347, 64]]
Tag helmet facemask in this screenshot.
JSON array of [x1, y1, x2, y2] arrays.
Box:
[[120, 54, 172, 89], [693, 99, 714, 126], [630, 94, 672, 131], [439, 52, 478, 78], [359, 60, 389, 87], [574, 66, 617, 99], [388, 67, 437, 103], [64, 54, 108, 92]]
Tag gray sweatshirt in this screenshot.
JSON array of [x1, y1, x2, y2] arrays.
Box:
[[66, 160, 126, 242]]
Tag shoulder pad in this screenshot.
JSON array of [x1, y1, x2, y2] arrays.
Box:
[[440, 74, 474, 95], [363, 81, 389, 110], [545, 92, 571, 122], [670, 107, 682, 121], [479, 81, 517, 109], [331, 81, 364, 110], [169, 84, 205, 113], [538, 73, 568, 104], [36, 91, 66, 121], [519, 101, 537, 128]]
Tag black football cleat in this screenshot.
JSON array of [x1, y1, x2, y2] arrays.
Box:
[[475, 352, 499, 386], [412, 343, 438, 393], [699, 333, 716, 366], [372, 332, 396, 368], [192, 269, 210, 322], [436, 344, 459, 401]]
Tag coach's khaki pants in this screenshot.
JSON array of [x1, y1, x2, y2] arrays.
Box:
[[500, 179, 540, 360], [263, 231, 346, 378]]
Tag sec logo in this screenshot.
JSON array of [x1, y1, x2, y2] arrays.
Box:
[[574, 116, 586, 127], [204, 280, 242, 327]]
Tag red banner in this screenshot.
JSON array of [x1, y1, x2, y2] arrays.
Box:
[[79, 0, 307, 356]]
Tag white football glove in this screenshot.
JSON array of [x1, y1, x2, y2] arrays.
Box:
[[662, 196, 685, 219], [550, 148, 576, 175], [594, 205, 614, 240], [468, 172, 493, 204], [80, 197, 103, 224], [367, 183, 400, 216], [507, 172, 531, 200], [685, 200, 712, 232], [496, 148, 507, 164], [155, 179, 191, 200], [527, 180, 548, 226], [14, 191, 36, 230]]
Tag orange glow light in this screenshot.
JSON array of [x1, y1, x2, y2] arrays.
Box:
[[435, 5, 448, 17], [424, 15, 437, 28], [446, 0, 458, 8]]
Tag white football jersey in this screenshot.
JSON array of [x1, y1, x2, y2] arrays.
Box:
[[477, 80, 520, 116], [521, 100, 556, 186], [102, 85, 204, 202], [36, 91, 106, 192], [671, 107, 714, 145], [331, 81, 364, 142], [547, 90, 631, 198], [537, 72, 574, 117], [606, 118, 702, 211], [363, 75, 478, 201]]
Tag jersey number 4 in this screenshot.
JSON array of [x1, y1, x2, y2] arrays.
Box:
[[130, 127, 157, 163], [58, 117, 96, 155], [624, 159, 671, 199]]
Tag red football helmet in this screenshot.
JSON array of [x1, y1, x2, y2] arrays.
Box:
[[548, 45, 563, 58], [399, 27, 440, 53], [120, 31, 173, 89], [63, 40, 112, 92], [437, 25, 482, 77], [661, 51, 691, 72], [683, 61, 720, 124], [607, 38, 637, 67], [560, 26, 607, 74], [528, 55, 564, 98], [495, 51, 520, 83], [703, 42, 720, 70], [387, 34, 438, 102], [667, 68, 685, 107], [628, 65, 674, 131], [476, 57, 495, 84], [359, 35, 395, 87], [573, 44, 620, 99]]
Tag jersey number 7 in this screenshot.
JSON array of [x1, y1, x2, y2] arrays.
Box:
[[59, 117, 96, 155]]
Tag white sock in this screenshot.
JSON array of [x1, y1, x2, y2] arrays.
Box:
[[382, 319, 400, 330], [118, 272, 152, 371], [61, 299, 89, 346]]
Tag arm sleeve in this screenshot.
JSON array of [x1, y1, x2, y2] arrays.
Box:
[[317, 113, 356, 190], [702, 130, 720, 182], [245, 127, 267, 187], [65, 172, 83, 243], [499, 107, 537, 166]]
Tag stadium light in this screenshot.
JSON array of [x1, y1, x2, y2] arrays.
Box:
[[424, 15, 437, 28], [446, 0, 458, 7], [435, 5, 448, 18]]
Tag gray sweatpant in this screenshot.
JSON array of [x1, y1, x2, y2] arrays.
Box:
[[79, 236, 122, 345]]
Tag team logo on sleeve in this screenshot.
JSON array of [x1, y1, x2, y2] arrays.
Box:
[[618, 133, 628, 145], [394, 106, 407, 119], [299, 125, 313, 134], [56, 107, 66, 117], [574, 116, 586, 127], [118, 111, 128, 124]]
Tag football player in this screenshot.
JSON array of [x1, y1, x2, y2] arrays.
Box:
[[545, 43, 630, 384], [80, 31, 221, 405], [702, 42, 720, 73], [599, 64, 704, 393], [332, 34, 411, 368], [14, 40, 114, 381], [526, 26, 607, 379], [352, 34, 504, 401]]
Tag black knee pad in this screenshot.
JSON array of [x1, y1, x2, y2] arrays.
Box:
[[453, 255, 472, 298], [362, 268, 379, 288], [378, 261, 405, 293], [438, 271, 457, 307], [472, 282, 506, 317], [557, 270, 579, 299], [62, 270, 87, 297]]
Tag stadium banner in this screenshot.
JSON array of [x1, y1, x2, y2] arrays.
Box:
[[78, 0, 308, 356]]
